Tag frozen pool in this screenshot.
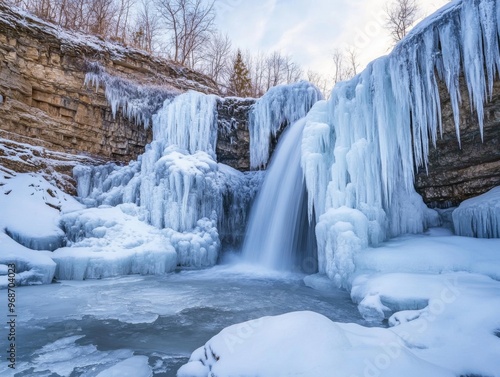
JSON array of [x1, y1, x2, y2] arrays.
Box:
[[0, 265, 369, 376]]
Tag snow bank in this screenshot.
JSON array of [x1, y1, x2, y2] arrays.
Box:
[[301, 0, 500, 286], [0, 172, 82, 286], [54, 204, 177, 280], [0, 233, 56, 288], [178, 311, 452, 377], [349, 270, 500, 376], [181, 231, 500, 377], [250, 81, 322, 169], [0, 172, 82, 251], [452, 186, 500, 238]]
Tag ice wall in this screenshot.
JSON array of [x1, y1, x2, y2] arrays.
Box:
[[453, 186, 500, 238], [249, 81, 323, 169], [303, 0, 497, 287]]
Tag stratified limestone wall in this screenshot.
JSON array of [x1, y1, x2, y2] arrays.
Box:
[[415, 79, 500, 207], [0, 4, 218, 164]]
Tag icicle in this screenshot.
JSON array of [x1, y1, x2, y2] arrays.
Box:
[[249, 81, 323, 169], [84, 62, 178, 128]]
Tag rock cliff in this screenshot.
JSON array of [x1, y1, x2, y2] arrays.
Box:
[[0, 4, 218, 192], [415, 79, 500, 207]]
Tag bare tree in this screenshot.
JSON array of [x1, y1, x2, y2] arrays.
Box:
[[131, 0, 161, 52], [346, 46, 359, 76], [114, 0, 136, 41], [87, 0, 117, 37], [307, 69, 332, 98], [199, 32, 232, 85], [332, 47, 359, 84], [384, 0, 419, 44], [155, 0, 216, 67]]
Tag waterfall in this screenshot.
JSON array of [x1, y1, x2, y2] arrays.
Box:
[[242, 118, 317, 271]]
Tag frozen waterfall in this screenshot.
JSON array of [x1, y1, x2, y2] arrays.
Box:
[[301, 0, 500, 287], [242, 118, 317, 271], [249, 81, 323, 169]]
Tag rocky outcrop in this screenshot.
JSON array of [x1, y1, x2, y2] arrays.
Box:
[[415, 79, 500, 207], [0, 4, 218, 168], [216, 97, 255, 171]]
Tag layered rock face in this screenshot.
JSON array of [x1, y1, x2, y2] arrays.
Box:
[[216, 97, 255, 171], [0, 4, 217, 167], [415, 80, 500, 207]]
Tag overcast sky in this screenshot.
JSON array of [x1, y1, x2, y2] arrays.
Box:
[[214, 0, 449, 78]]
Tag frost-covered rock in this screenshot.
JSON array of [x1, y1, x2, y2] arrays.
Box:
[[250, 81, 322, 169], [141, 147, 221, 232], [55, 204, 177, 280], [85, 62, 179, 127], [452, 186, 500, 238], [178, 311, 452, 377]]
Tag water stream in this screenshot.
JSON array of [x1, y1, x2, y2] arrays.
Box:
[[242, 119, 317, 271]]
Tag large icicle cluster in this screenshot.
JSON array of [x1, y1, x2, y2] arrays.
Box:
[[84, 62, 178, 127], [302, 0, 498, 287], [152, 91, 219, 157], [249, 81, 323, 169], [73, 89, 266, 267]]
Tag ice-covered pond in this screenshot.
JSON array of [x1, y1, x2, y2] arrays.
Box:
[[0, 266, 369, 377]]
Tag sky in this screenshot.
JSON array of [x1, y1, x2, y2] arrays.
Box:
[[214, 0, 449, 78]]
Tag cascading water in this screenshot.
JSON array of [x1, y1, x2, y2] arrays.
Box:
[[242, 119, 317, 271]]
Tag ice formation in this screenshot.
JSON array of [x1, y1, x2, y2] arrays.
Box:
[[302, 0, 498, 287], [84, 62, 178, 127], [249, 81, 323, 169], [55, 204, 177, 280], [72, 89, 267, 268], [452, 186, 500, 238]]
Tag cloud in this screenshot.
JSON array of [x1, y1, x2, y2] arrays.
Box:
[[216, 0, 450, 78]]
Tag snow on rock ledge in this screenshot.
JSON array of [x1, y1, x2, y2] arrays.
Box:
[[452, 186, 500, 238], [0, 172, 83, 251]]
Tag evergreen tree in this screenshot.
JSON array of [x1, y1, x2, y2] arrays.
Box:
[[228, 50, 252, 97]]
